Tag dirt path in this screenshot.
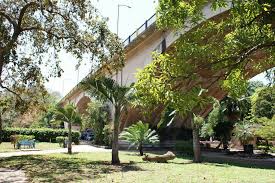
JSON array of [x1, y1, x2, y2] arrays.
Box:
[[0, 145, 110, 158], [0, 168, 27, 183]]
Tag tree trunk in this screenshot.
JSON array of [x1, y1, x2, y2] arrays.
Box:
[[0, 112, 2, 130], [112, 107, 120, 165], [0, 53, 4, 79], [0, 112, 2, 144], [192, 128, 201, 163], [68, 122, 72, 154], [138, 143, 143, 156]]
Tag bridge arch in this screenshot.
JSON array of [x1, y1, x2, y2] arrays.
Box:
[[60, 3, 274, 129], [76, 95, 91, 115]]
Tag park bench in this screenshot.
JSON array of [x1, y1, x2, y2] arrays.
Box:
[[17, 139, 35, 149]]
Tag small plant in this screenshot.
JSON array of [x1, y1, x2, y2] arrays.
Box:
[[119, 121, 159, 156], [56, 136, 68, 147], [103, 124, 113, 147], [233, 121, 255, 154]]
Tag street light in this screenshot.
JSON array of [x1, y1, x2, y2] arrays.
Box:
[[62, 78, 72, 96], [117, 4, 131, 36], [116, 4, 131, 86]]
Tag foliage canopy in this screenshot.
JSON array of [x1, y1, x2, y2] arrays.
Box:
[[0, 0, 123, 97], [135, 0, 275, 120]]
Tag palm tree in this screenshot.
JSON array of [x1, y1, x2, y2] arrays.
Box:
[[53, 104, 81, 154], [120, 121, 159, 156], [81, 76, 132, 164]]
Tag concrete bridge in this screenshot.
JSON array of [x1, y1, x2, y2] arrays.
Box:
[[59, 3, 274, 129]]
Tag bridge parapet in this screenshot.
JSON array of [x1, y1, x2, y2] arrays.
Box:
[[61, 2, 234, 123]]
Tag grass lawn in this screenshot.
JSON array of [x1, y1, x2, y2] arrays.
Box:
[[0, 151, 275, 183], [0, 142, 61, 152]]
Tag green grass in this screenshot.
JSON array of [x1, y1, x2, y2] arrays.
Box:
[[0, 151, 275, 183], [0, 142, 61, 152]]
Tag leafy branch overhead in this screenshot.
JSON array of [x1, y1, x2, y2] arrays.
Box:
[[135, 0, 275, 118], [0, 0, 124, 96]]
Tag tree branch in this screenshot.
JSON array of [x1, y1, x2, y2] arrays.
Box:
[[18, 2, 39, 28], [0, 83, 23, 102], [241, 12, 264, 28], [0, 11, 17, 28], [237, 41, 275, 62], [201, 41, 275, 69]]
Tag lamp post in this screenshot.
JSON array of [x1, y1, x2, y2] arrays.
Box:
[[117, 4, 131, 37], [117, 4, 131, 85], [62, 78, 72, 96]]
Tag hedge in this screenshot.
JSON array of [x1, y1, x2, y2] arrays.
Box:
[[1, 128, 80, 144]]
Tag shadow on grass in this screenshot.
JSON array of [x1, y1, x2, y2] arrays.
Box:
[[163, 151, 275, 169], [202, 156, 275, 170], [0, 155, 143, 182]]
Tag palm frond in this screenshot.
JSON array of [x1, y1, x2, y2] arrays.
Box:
[[81, 76, 132, 107], [119, 121, 160, 149], [53, 103, 82, 125]]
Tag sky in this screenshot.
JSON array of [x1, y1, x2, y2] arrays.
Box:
[[45, 0, 158, 96], [45, 0, 268, 97]]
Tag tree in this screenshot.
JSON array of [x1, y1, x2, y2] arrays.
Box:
[[119, 121, 159, 156], [0, 85, 55, 129], [246, 81, 265, 97], [256, 116, 275, 141], [251, 86, 275, 119], [53, 104, 81, 154], [201, 95, 251, 149], [0, 0, 123, 97], [35, 104, 62, 129], [135, 0, 275, 162], [251, 86, 274, 150], [81, 77, 132, 164], [82, 100, 110, 145]]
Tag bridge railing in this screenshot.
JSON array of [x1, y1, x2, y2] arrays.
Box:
[[123, 14, 156, 47]]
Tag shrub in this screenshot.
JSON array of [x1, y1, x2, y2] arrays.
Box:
[[2, 128, 80, 143], [56, 136, 68, 147], [11, 135, 35, 141], [103, 124, 112, 147], [256, 139, 273, 153], [18, 135, 35, 141], [270, 146, 275, 153]]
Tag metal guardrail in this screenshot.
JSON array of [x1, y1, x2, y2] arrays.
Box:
[[59, 14, 157, 104], [123, 14, 156, 47]]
